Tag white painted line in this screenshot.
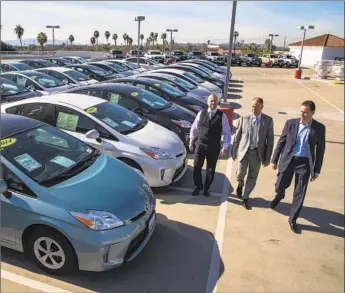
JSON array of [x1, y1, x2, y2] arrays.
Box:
[[168, 186, 222, 197], [295, 79, 344, 115], [1, 269, 72, 293]]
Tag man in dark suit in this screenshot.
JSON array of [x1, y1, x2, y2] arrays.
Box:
[[270, 100, 326, 233]]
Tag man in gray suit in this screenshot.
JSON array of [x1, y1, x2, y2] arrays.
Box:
[[231, 97, 274, 209]]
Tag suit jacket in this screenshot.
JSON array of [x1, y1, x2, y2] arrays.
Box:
[[271, 118, 326, 176], [232, 113, 274, 164]]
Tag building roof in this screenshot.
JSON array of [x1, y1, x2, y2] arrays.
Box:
[[289, 34, 345, 47]]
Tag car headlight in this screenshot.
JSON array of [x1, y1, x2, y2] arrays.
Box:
[[188, 105, 203, 112], [140, 147, 173, 160], [70, 210, 124, 230], [171, 119, 192, 128]]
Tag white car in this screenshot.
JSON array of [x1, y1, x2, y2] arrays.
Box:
[[1, 71, 77, 95], [125, 57, 165, 71], [144, 50, 165, 63], [35, 67, 99, 86], [1, 93, 187, 187], [151, 68, 223, 101]]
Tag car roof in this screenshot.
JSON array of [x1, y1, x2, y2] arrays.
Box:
[[2, 70, 39, 76], [0, 113, 45, 139], [70, 82, 141, 95], [36, 67, 70, 73]]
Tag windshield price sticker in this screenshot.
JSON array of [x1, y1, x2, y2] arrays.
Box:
[[102, 117, 119, 128], [154, 83, 160, 87], [1, 138, 17, 149], [51, 156, 76, 168], [14, 153, 42, 172], [121, 120, 136, 128], [131, 92, 139, 97], [86, 107, 97, 114], [57, 112, 79, 131]]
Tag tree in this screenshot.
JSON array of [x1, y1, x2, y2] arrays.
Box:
[[14, 25, 24, 50], [160, 33, 167, 52], [154, 33, 158, 49], [123, 33, 128, 47], [264, 38, 272, 49], [37, 32, 48, 51], [105, 31, 110, 44], [68, 34, 75, 45], [90, 36, 96, 45], [93, 30, 100, 45], [112, 33, 118, 46], [128, 37, 133, 48], [150, 32, 155, 48]]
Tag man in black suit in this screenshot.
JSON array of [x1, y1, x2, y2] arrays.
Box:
[[270, 100, 326, 233]]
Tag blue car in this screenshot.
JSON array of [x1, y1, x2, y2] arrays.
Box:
[[0, 114, 156, 274]]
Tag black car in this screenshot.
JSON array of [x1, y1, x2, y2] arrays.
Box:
[[44, 57, 74, 67], [88, 61, 134, 77], [66, 83, 196, 145], [1, 62, 34, 72], [171, 51, 188, 62], [18, 59, 56, 69], [180, 59, 225, 74], [0, 76, 42, 103], [166, 64, 225, 90], [65, 64, 120, 82], [110, 76, 207, 113]]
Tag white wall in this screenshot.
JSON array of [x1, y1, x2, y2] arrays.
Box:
[[322, 47, 345, 60], [289, 46, 324, 67]]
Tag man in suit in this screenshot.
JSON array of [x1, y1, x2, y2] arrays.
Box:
[[270, 100, 326, 233], [231, 97, 274, 209], [189, 94, 231, 197]]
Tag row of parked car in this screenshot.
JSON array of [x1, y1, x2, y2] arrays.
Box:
[[0, 55, 229, 274]]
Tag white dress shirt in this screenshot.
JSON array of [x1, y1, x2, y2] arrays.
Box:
[[189, 108, 232, 149]]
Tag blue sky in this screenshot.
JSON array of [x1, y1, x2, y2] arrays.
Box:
[[1, 1, 344, 45]]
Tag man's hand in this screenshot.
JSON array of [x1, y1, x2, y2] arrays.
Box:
[[310, 174, 319, 182], [231, 152, 237, 161], [263, 161, 270, 167], [270, 163, 277, 170], [219, 147, 227, 157]]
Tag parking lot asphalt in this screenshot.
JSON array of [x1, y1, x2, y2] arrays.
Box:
[[1, 66, 344, 293]]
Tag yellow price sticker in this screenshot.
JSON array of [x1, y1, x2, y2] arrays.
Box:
[[1, 137, 17, 148], [154, 83, 160, 87], [86, 107, 97, 114], [131, 92, 139, 97]]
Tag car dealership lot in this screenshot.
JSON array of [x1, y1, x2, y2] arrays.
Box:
[[2, 66, 344, 293]]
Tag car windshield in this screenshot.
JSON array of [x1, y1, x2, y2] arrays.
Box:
[[1, 124, 98, 187], [247, 54, 256, 57], [147, 79, 185, 97], [103, 62, 126, 72], [271, 54, 279, 58], [1, 79, 29, 96], [181, 66, 209, 78], [160, 74, 196, 90], [150, 51, 161, 55], [125, 61, 139, 69], [173, 51, 184, 56], [24, 72, 65, 88], [12, 63, 33, 71], [200, 60, 219, 69], [113, 50, 123, 54], [84, 102, 146, 135], [130, 88, 170, 109], [85, 65, 111, 76], [183, 72, 203, 83], [190, 64, 213, 75], [64, 70, 91, 81], [75, 57, 88, 64], [37, 60, 55, 67]]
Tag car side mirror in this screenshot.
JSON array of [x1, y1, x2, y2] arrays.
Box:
[[27, 85, 35, 91], [133, 107, 143, 115], [85, 129, 100, 140]]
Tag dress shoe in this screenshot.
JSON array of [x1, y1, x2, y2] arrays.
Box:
[[204, 190, 210, 197], [270, 197, 281, 209], [236, 186, 243, 198], [192, 186, 203, 196], [290, 222, 298, 233], [242, 199, 250, 210]]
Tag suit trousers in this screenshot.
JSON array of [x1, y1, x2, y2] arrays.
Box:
[[193, 144, 220, 191], [236, 148, 261, 199], [275, 156, 310, 224]]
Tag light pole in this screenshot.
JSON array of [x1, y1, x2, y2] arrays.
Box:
[[46, 25, 60, 54], [135, 16, 145, 67], [268, 33, 278, 63], [297, 25, 314, 71], [166, 29, 178, 57]]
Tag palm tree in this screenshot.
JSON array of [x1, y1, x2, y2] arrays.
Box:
[[161, 33, 167, 51], [14, 25, 24, 50], [128, 37, 133, 48], [93, 30, 100, 45], [112, 33, 118, 46], [140, 34, 144, 48], [154, 33, 158, 49], [68, 34, 75, 46], [37, 32, 48, 51], [105, 31, 110, 44], [233, 31, 239, 53], [207, 40, 211, 45], [90, 36, 96, 45], [149, 32, 155, 48], [123, 33, 128, 47]]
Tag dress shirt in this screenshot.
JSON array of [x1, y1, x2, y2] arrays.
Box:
[[294, 120, 312, 157], [189, 109, 232, 149]]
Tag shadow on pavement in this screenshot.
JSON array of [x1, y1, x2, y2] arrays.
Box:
[[1, 214, 224, 293], [227, 94, 242, 100], [227, 88, 242, 93], [229, 102, 242, 109], [227, 196, 345, 238], [229, 80, 244, 84], [229, 83, 243, 88]]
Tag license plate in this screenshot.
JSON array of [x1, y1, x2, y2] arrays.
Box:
[[148, 213, 156, 231]]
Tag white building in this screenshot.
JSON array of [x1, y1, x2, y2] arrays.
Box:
[[288, 34, 344, 67]]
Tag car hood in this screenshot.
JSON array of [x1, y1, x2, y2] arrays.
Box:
[[189, 87, 212, 100], [127, 120, 185, 156], [159, 102, 196, 123], [212, 72, 226, 81], [121, 70, 135, 76], [49, 153, 153, 221]]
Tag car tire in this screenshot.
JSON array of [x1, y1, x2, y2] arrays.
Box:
[[27, 227, 77, 275]]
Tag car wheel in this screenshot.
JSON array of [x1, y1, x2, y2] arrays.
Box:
[[27, 227, 77, 275]]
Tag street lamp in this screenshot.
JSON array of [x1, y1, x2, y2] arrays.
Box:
[[166, 29, 178, 57], [297, 25, 314, 71], [135, 16, 145, 67], [268, 33, 279, 63], [46, 25, 60, 53]]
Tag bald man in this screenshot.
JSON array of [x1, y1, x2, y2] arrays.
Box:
[[231, 97, 274, 209], [189, 94, 231, 197]]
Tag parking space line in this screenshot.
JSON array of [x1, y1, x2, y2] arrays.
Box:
[[1, 270, 72, 293], [295, 79, 344, 115], [168, 186, 222, 197]]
